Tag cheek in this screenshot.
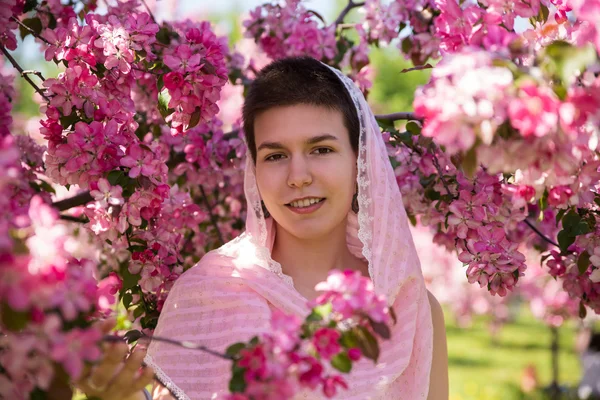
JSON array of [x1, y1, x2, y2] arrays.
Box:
[[255, 166, 281, 201]]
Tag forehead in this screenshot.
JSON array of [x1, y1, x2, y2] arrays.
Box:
[[254, 104, 348, 144]]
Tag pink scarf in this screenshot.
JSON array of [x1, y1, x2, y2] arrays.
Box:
[[145, 65, 433, 400]]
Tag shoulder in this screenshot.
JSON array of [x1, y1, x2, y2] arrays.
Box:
[[426, 289, 445, 330], [426, 289, 449, 400]]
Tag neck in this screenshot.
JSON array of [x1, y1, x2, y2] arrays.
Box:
[[271, 218, 362, 287]]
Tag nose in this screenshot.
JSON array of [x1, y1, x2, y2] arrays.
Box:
[[287, 155, 312, 188]]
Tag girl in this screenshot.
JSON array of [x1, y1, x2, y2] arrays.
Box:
[[80, 56, 448, 400]]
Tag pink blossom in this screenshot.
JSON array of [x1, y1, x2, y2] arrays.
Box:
[[120, 144, 158, 178], [312, 328, 341, 360], [90, 178, 124, 208], [508, 82, 559, 138], [322, 375, 349, 398]]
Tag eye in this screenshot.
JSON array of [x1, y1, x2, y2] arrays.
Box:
[[264, 153, 286, 162], [312, 147, 333, 155]]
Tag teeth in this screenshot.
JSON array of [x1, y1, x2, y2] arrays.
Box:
[[290, 198, 322, 208]]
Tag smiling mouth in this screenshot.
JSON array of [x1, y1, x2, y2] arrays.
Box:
[[285, 198, 325, 209]]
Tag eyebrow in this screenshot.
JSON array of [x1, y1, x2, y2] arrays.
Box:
[[256, 134, 338, 152]]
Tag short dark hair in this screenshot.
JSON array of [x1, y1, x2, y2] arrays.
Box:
[[242, 56, 359, 163]]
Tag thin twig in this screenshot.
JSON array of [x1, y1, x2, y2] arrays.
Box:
[[374, 112, 419, 121], [524, 219, 559, 247], [10, 16, 51, 45], [199, 185, 225, 246], [139, 0, 158, 24], [1, 47, 51, 102], [60, 215, 89, 223], [52, 191, 94, 211], [430, 150, 454, 197], [22, 70, 47, 83], [334, 0, 366, 25], [103, 333, 234, 360]]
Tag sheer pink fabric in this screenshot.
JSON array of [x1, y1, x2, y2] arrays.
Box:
[[145, 65, 433, 400]]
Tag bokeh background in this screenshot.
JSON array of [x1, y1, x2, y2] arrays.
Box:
[[7, 1, 599, 399]]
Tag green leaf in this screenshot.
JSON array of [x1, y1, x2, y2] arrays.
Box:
[[339, 330, 359, 349], [406, 120, 422, 135], [188, 107, 202, 129], [389, 306, 397, 325], [23, 0, 39, 13], [355, 326, 380, 362], [229, 365, 247, 393], [133, 306, 144, 319], [573, 221, 591, 236], [120, 266, 140, 291], [38, 179, 56, 194], [331, 352, 352, 373], [226, 342, 247, 358], [1, 302, 29, 331], [377, 118, 395, 131], [158, 88, 173, 119], [313, 303, 333, 319], [107, 170, 126, 186], [562, 210, 581, 233], [122, 292, 133, 309], [368, 318, 391, 340], [156, 27, 172, 45], [123, 329, 143, 343], [407, 213, 417, 227], [401, 37, 412, 54], [539, 192, 548, 211], [424, 188, 441, 201], [578, 251, 591, 275], [544, 41, 597, 85], [29, 387, 48, 400], [461, 146, 478, 179], [555, 208, 567, 227], [579, 301, 587, 319], [557, 230, 575, 253], [59, 111, 79, 129], [19, 17, 42, 40]]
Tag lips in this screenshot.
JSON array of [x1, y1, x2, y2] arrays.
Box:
[[285, 198, 326, 214], [285, 197, 325, 208]]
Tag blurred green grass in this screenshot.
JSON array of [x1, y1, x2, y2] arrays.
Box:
[[446, 306, 583, 400]]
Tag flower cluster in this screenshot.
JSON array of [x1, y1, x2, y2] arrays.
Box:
[[222, 269, 393, 399], [243, 0, 337, 62], [0, 194, 118, 398]]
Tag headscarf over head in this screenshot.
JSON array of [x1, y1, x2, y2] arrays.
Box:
[[145, 62, 433, 400]]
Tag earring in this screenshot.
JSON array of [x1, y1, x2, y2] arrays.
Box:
[[352, 192, 359, 214], [261, 201, 270, 218]]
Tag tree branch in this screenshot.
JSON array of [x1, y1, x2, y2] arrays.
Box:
[[139, 0, 158, 24], [524, 219, 559, 247], [199, 185, 225, 246], [103, 333, 234, 360], [22, 69, 46, 81], [335, 0, 365, 25], [374, 112, 419, 121], [52, 191, 93, 211], [430, 150, 454, 197], [1, 47, 51, 102], [10, 16, 51, 45], [60, 214, 89, 223]]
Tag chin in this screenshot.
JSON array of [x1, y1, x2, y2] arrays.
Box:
[[276, 215, 347, 241]]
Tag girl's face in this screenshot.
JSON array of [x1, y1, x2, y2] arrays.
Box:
[[254, 104, 357, 240]]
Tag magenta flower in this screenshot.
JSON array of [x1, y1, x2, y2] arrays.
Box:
[[164, 44, 202, 73], [312, 328, 341, 360], [90, 178, 124, 208], [238, 345, 269, 381], [508, 82, 559, 138], [322, 375, 349, 398], [120, 144, 157, 178]]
